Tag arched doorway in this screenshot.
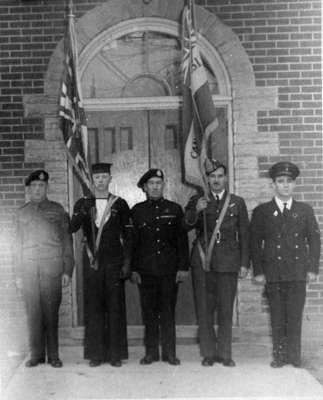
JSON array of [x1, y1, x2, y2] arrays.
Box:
[[72, 19, 233, 327]]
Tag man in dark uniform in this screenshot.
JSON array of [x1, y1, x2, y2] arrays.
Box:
[[250, 161, 321, 368], [14, 170, 74, 368], [131, 169, 189, 365], [70, 163, 132, 367], [183, 160, 249, 367]]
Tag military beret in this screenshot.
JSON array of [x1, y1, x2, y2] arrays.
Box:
[[204, 158, 227, 175], [91, 163, 112, 174], [269, 161, 300, 180], [25, 169, 49, 186], [137, 168, 164, 188]]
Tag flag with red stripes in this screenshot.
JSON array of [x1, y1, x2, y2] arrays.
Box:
[[59, 6, 92, 192], [182, 0, 218, 191]]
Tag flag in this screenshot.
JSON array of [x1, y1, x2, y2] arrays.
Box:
[[59, 3, 92, 193], [181, 0, 218, 192]]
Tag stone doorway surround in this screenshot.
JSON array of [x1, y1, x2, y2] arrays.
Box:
[[23, 0, 278, 335]]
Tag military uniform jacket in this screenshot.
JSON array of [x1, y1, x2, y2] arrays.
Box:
[[70, 195, 132, 266], [250, 199, 321, 282], [184, 192, 250, 272], [131, 198, 189, 276], [14, 198, 74, 278]]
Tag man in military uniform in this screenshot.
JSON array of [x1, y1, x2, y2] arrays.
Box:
[[183, 160, 249, 367], [250, 161, 321, 368], [70, 163, 132, 367], [14, 170, 74, 368], [131, 169, 189, 365]]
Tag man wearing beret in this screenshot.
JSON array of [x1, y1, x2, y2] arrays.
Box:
[[70, 163, 132, 367], [183, 160, 249, 367], [131, 169, 189, 365], [250, 161, 321, 368], [14, 170, 74, 368]]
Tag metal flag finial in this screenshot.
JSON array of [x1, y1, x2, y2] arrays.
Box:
[[68, 0, 74, 18]]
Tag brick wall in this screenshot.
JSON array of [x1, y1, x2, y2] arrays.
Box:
[[0, 0, 322, 354]]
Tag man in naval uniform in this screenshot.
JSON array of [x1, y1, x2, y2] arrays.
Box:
[[131, 169, 189, 365], [183, 160, 249, 367], [250, 161, 321, 368], [14, 170, 74, 368], [70, 163, 132, 367]]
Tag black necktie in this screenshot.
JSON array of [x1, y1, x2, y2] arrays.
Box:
[[216, 195, 220, 206], [283, 202, 288, 218]]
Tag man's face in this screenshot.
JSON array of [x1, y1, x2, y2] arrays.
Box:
[[144, 177, 164, 200], [273, 175, 296, 199], [93, 172, 111, 192], [207, 167, 227, 193], [29, 181, 48, 202]]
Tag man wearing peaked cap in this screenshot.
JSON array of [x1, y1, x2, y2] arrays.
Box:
[[268, 161, 300, 180], [183, 159, 249, 367], [250, 161, 321, 368], [131, 168, 189, 366], [70, 162, 132, 367], [14, 169, 74, 368]]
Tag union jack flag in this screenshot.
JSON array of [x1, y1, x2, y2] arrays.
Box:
[[59, 4, 92, 193], [182, 0, 218, 193]]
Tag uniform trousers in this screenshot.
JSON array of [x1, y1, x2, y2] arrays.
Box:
[[22, 262, 62, 361], [84, 262, 125, 363], [139, 274, 178, 359], [192, 264, 238, 360], [266, 281, 306, 365]]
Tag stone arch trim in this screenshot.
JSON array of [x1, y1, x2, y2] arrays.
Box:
[[44, 0, 255, 100]]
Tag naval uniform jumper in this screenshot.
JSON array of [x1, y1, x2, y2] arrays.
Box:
[[70, 195, 132, 363]]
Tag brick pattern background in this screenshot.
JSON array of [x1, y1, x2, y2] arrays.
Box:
[[0, 0, 322, 353]]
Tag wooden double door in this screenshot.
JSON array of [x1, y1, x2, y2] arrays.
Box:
[[74, 109, 196, 326]]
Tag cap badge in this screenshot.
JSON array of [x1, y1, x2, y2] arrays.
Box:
[[157, 170, 162, 177], [39, 172, 45, 180]]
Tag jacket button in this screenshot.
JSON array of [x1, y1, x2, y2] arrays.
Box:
[[156, 228, 160, 231], [157, 251, 160, 255], [295, 233, 298, 237], [277, 234, 281, 238], [295, 256, 299, 260], [295, 245, 299, 248], [277, 256, 282, 260], [277, 245, 281, 249]]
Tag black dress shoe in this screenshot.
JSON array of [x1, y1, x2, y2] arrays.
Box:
[[89, 360, 102, 367], [223, 358, 236, 367], [201, 357, 214, 366], [110, 360, 122, 367], [162, 355, 180, 365], [49, 358, 63, 368], [270, 359, 285, 368], [140, 354, 159, 365], [25, 358, 45, 367]]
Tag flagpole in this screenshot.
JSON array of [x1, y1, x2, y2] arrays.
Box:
[[188, 0, 209, 269], [65, 0, 98, 269]]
